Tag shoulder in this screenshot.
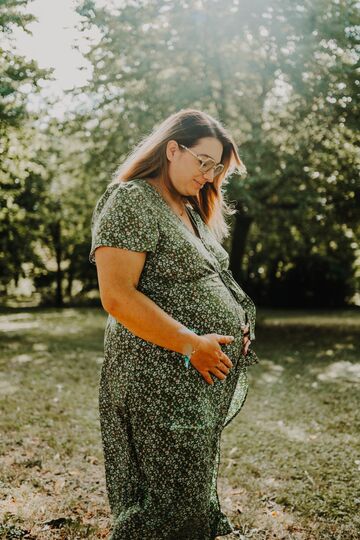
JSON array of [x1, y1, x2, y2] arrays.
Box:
[[89, 180, 159, 261], [93, 180, 152, 220], [109, 179, 153, 204], [105, 179, 150, 203]]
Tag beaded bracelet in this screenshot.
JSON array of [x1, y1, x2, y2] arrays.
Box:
[[183, 327, 199, 368]]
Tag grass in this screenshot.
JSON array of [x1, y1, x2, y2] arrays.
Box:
[[0, 307, 359, 539]]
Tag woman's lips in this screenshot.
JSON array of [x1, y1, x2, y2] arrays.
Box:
[[193, 179, 205, 187]]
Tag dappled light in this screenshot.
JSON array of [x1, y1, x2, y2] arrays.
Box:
[[258, 360, 284, 384], [0, 319, 43, 333], [272, 421, 309, 443], [1, 0, 358, 310], [261, 310, 360, 329], [0, 379, 19, 396], [0, 308, 358, 538], [11, 354, 34, 364], [1, 0, 359, 537], [317, 360, 360, 383]]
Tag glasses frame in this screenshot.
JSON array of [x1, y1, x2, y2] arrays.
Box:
[[179, 144, 224, 177]]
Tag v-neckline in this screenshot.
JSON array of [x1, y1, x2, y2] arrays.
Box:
[[141, 179, 204, 242]]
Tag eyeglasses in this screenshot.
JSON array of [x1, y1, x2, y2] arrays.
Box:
[[179, 144, 224, 177]]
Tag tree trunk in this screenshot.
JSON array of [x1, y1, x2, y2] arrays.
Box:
[[230, 202, 253, 284], [52, 219, 63, 307], [67, 256, 74, 300]]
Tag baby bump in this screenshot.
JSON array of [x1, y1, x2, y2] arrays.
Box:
[[198, 276, 247, 329], [103, 277, 249, 373], [156, 276, 247, 339]]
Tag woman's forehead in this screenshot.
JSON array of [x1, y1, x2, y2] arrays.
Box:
[[197, 151, 222, 164], [193, 139, 223, 162], [195, 146, 222, 163], [198, 153, 215, 160]]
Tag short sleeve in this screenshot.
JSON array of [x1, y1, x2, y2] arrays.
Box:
[[89, 181, 159, 265]]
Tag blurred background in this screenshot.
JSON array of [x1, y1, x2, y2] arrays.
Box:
[[1, 0, 359, 309], [1, 2, 360, 539]]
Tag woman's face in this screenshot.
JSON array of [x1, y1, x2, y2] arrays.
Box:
[[166, 137, 223, 197]]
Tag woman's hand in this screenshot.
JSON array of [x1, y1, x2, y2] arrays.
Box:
[[189, 334, 234, 385], [241, 323, 251, 355]]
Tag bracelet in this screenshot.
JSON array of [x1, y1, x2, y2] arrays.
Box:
[[183, 327, 199, 369]]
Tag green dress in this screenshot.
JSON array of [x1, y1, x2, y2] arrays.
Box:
[[89, 178, 259, 540]]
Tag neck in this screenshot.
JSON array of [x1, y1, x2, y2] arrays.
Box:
[[148, 178, 186, 209]]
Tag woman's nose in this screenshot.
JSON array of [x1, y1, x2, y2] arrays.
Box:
[[202, 168, 215, 182]]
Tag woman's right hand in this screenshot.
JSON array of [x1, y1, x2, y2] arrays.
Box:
[[189, 334, 234, 385]]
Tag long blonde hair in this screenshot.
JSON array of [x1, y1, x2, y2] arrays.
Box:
[[111, 108, 247, 241]]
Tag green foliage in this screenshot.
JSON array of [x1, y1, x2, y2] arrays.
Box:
[[72, 0, 359, 306], [0, 0, 359, 306], [0, 0, 52, 294], [0, 0, 49, 129]]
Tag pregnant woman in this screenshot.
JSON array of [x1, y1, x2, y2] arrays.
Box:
[[89, 108, 260, 540]]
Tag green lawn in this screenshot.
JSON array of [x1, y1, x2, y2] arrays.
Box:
[[0, 308, 359, 539]]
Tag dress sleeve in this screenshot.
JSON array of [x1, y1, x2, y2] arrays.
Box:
[[89, 181, 159, 265]]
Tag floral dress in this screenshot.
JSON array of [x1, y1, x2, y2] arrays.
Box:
[[89, 178, 260, 540]]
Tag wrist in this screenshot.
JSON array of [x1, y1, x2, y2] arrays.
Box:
[[177, 326, 202, 357]]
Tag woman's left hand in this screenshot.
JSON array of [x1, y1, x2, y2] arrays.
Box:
[[241, 323, 251, 355]]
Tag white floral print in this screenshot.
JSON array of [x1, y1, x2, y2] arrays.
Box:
[[89, 179, 259, 539]]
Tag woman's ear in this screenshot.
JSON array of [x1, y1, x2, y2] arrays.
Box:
[[166, 140, 179, 161]]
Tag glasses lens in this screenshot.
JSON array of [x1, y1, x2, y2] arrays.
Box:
[[214, 164, 224, 176], [200, 159, 216, 173], [199, 158, 224, 176]]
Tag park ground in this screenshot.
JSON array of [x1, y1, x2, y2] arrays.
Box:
[[0, 307, 359, 539]]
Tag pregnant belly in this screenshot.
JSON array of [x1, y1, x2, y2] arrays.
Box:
[[145, 275, 247, 339], [192, 277, 247, 334]]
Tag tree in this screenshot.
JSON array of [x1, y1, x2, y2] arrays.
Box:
[[72, 0, 358, 305], [0, 0, 51, 294]]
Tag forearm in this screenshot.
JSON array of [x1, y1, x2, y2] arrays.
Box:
[[105, 288, 199, 357]]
